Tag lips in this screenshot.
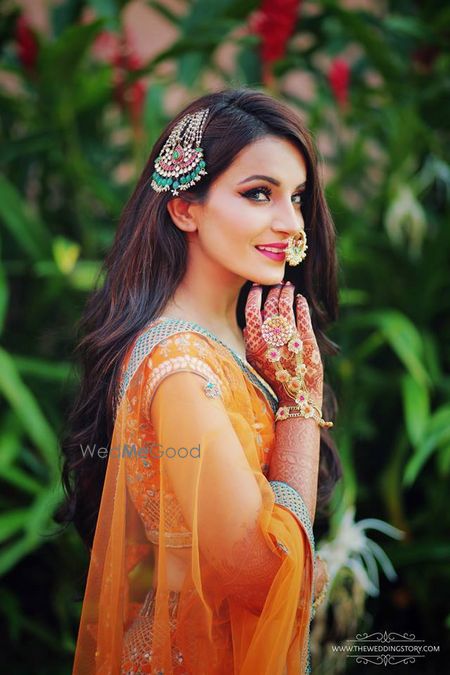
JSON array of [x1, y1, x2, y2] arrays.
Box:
[[255, 246, 286, 261], [255, 242, 288, 252]]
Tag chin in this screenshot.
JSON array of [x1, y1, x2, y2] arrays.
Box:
[[249, 270, 285, 286]]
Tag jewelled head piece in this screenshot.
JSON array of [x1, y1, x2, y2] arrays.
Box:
[[151, 107, 209, 197]]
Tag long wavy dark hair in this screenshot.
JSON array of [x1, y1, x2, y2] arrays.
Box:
[[55, 87, 342, 551]]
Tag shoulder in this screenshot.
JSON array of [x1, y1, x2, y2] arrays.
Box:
[[141, 324, 231, 414]]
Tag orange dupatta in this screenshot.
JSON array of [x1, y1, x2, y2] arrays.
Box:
[[72, 316, 315, 674]]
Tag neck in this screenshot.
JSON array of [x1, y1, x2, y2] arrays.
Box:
[[164, 254, 246, 339]]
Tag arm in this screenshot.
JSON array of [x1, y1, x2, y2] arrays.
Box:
[[244, 282, 329, 593], [150, 370, 297, 614], [269, 416, 320, 524]]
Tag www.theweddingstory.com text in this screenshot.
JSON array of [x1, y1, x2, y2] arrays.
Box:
[[80, 443, 201, 459]]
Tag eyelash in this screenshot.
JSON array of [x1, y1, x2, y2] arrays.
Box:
[[241, 185, 304, 206]]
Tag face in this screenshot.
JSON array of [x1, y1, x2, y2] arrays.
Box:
[[185, 135, 307, 286]]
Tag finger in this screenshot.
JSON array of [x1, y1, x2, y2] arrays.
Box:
[[278, 282, 296, 328], [245, 284, 263, 326], [245, 285, 264, 348], [295, 293, 314, 339], [263, 283, 283, 320]]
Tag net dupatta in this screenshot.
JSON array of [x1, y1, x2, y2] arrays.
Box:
[[72, 318, 315, 675]]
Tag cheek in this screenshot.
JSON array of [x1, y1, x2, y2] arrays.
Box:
[[204, 199, 252, 250], [201, 220, 245, 256]]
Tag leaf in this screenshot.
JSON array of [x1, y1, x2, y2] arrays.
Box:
[[236, 44, 262, 85], [87, 0, 122, 31], [52, 236, 81, 274], [0, 259, 8, 335], [0, 481, 63, 576], [178, 52, 207, 88], [0, 465, 43, 495], [0, 348, 59, 473], [39, 19, 106, 89], [401, 373, 430, 445], [322, 1, 406, 82], [69, 260, 104, 291], [147, 0, 182, 26], [0, 176, 52, 260], [51, 0, 86, 37], [0, 133, 56, 165], [436, 444, 450, 476], [357, 310, 430, 387], [383, 15, 430, 39], [143, 82, 168, 146], [403, 405, 450, 486], [12, 356, 72, 383], [71, 64, 113, 113], [0, 509, 29, 543]]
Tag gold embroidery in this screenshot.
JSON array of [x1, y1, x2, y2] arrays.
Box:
[[143, 355, 223, 414]]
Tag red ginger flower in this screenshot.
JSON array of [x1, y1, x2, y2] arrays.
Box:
[[249, 0, 301, 70], [15, 15, 39, 74], [92, 29, 146, 128], [111, 35, 146, 128], [328, 58, 350, 110]]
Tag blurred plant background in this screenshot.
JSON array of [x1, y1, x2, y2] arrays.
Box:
[[0, 0, 449, 672]]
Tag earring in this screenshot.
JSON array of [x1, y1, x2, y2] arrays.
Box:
[[286, 230, 308, 266]]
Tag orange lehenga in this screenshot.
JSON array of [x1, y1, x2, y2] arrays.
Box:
[[72, 316, 315, 675]]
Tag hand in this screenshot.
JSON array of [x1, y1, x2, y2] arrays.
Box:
[[313, 556, 329, 601], [243, 282, 323, 409]]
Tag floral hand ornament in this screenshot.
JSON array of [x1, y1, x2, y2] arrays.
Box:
[[244, 282, 333, 428]]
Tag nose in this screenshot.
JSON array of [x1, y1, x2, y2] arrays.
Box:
[[271, 202, 304, 237]]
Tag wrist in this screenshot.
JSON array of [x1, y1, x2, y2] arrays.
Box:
[[275, 399, 332, 428], [278, 396, 323, 409]]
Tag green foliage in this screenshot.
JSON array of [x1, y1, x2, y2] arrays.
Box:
[[0, 0, 448, 671]]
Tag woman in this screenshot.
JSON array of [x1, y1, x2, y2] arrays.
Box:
[[58, 87, 342, 674]]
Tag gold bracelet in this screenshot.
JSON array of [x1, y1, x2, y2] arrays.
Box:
[[276, 404, 333, 428], [312, 555, 330, 613], [312, 578, 330, 611]]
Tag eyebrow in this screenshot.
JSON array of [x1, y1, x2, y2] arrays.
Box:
[[238, 174, 307, 189]]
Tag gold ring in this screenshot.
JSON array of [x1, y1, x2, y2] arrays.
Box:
[[261, 315, 293, 347]]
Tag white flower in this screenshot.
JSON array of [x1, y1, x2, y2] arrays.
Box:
[[317, 505, 405, 597]]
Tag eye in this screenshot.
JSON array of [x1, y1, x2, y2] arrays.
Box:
[[242, 185, 272, 202], [292, 192, 304, 206], [242, 185, 303, 206]]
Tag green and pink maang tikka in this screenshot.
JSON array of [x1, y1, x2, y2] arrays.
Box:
[[151, 107, 209, 197]]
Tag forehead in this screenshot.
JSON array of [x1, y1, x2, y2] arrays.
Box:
[[223, 135, 307, 182]]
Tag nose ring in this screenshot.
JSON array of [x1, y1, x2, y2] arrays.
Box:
[[286, 230, 308, 266]]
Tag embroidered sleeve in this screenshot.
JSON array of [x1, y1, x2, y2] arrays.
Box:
[[142, 331, 226, 419]]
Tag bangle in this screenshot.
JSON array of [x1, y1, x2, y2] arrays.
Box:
[[269, 480, 315, 555], [313, 572, 330, 607], [311, 554, 330, 615], [276, 403, 333, 428], [312, 579, 329, 614]]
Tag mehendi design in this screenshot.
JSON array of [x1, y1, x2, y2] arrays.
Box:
[[244, 285, 324, 410], [269, 413, 321, 523]]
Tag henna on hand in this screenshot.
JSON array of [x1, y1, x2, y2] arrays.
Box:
[[244, 282, 324, 409]]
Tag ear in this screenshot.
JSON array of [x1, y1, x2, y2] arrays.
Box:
[[166, 197, 198, 233]]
